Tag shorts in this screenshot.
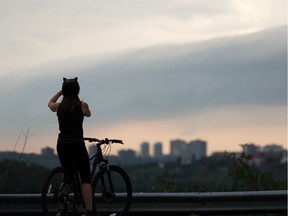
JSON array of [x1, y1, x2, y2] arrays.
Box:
[[57, 135, 91, 184]]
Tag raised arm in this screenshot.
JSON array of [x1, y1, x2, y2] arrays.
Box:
[[48, 91, 62, 112], [82, 101, 91, 117]]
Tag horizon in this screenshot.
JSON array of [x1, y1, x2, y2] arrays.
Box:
[[1, 137, 287, 154], [3, 130, 287, 157], [1, 139, 287, 158]]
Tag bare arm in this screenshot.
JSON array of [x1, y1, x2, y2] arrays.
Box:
[[82, 101, 91, 117], [48, 91, 62, 112]]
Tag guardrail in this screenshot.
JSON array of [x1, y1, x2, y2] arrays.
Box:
[[0, 190, 286, 215]]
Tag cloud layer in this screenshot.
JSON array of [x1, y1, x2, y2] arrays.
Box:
[[0, 0, 286, 76], [0, 25, 286, 154], [1, 26, 286, 122]]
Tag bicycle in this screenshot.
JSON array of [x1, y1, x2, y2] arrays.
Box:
[[41, 138, 133, 216]]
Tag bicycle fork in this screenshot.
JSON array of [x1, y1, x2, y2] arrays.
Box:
[[100, 164, 116, 202]]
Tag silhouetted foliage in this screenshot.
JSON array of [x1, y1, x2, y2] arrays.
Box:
[[0, 159, 50, 193], [126, 151, 286, 192], [228, 151, 287, 191], [0, 150, 286, 193]]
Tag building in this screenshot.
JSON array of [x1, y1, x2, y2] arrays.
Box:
[[182, 140, 207, 163], [118, 149, 137, 161], [244, 143, 260, 155], [140, 142, 150, 158], [153, 142, 163, 159], [41, 147, 55, 158], [117, 149, 137, 165], [170, 139, 186, 157], [262, 144, 285, 155], [190, 139, 207, 160]]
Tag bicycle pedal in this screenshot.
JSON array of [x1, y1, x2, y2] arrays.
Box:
[[59, 193, 66, 203]]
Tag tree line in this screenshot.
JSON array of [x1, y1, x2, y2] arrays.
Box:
[[0, 151, 286, 193]]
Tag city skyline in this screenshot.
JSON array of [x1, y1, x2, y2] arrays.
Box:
[[87, 138, 285, 159], [0, 139, 285, 169], [3, 138, 286, 156]]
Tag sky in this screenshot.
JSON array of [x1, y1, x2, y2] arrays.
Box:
[[0, 0, 287, 156]]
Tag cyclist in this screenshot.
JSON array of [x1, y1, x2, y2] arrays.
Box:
[[48, 77, 94, 216]]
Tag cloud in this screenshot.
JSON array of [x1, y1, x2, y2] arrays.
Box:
[[0, 0, 286, 77], [0, 25, 286, 154], [83, 26, 287, 121], [1, 26, 286, 125]]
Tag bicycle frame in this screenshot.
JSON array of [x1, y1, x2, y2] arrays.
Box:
[[90, 143, 104, 176], [89, 139, 123, 175], [89, 143, 116, 197]]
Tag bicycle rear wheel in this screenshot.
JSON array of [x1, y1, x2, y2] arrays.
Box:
[[92, 165, 132, 216], [41, 166, 85, 216], [42, 167, 66, 215]]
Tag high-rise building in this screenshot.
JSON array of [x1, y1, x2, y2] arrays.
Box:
[[118, 149, 137, 160], [170, 139, 186, 157], [153, 142, 163, 159], [182, 140, 207, 163], [140, 142, 150, 158], [191, 139, 206, 160]]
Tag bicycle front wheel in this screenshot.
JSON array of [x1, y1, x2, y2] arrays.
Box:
[[92, 165, 132, 216]]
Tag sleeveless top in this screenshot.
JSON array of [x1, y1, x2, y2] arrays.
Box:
[[57, 104, 84, 138]]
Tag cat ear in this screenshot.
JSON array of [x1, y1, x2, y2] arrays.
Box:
[[74, 77, 78, 81], [63, 77, 67, 81]]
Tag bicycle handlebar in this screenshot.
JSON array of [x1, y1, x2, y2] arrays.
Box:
[[84, 137, 123, 144]]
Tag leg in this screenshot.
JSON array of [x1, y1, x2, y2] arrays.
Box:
[[58, 182, 71, 210], [81, 183, 93, 212], [77, 141, 94, 215]]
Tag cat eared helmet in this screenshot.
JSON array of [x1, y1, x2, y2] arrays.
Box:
[[62, 77, 80, 96]]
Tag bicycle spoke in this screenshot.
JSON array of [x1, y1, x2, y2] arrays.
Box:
[[93, 165, 132, 216], [42, 167, 66, 215]]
